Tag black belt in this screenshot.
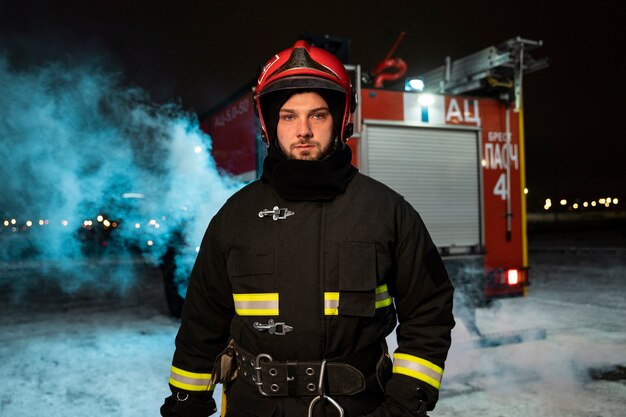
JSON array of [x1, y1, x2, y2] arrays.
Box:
[[232, 341, 382, 397]]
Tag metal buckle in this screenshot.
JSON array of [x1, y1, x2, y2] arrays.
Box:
[[258, 206, 294, 221], [308, 359, 344, 417], [254, 353, 274, 396], [253, 319, 293, 336]]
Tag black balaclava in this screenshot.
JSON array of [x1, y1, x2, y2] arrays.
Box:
[[260, 89, 357, 201]]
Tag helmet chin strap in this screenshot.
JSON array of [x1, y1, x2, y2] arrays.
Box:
[[331, 135, 342, 151], [320, 135, 343, 161], [343, 123, 354, 140]]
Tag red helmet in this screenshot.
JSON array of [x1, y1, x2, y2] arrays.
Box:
[[254, 40, 355, 145]]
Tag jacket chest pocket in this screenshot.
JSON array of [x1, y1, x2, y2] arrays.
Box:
[[227, 248, 275, 292], [227, 249, 277, 317], [335, 242, 378, 317]]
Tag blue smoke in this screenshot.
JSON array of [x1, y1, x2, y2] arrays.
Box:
[[0, 54, 241, 297]]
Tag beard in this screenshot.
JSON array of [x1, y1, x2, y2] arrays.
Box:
[[281, 137, 337, 161]]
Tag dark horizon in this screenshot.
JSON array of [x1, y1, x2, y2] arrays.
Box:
[[1, 0, 624, 203]]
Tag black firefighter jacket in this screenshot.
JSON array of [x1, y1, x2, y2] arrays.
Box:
[[167, 172, 455, 416]]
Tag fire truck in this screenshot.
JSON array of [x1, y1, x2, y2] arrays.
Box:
[[198, 35, 547, 331]]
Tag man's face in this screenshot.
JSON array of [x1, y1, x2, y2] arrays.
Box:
[[276, 91, 334, 160]]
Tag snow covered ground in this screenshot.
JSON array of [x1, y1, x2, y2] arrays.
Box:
[[1, 229, 625, 416]]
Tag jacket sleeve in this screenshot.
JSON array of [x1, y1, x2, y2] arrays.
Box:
[[373, 198, 455, 416], [161, 214, 235, 417]]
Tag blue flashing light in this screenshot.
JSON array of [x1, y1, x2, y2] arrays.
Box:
[[405, 78, 425, 92]]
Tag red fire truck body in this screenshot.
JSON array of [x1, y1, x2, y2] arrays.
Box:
[[201, 89, 259, 182], [352, 90, 528, 298]]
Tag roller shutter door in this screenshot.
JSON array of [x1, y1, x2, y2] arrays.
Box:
[[362, 123, 481, 249]]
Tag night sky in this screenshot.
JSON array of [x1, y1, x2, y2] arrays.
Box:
[[1, 0, 624, 208]]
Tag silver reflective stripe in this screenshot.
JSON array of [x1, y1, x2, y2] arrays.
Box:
[[233, 293, 279, 316], [169, 366, 213, 391], [393, 353, 443, 389]]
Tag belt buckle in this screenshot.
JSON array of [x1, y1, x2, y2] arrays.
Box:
[[253, 353, 274, 396]]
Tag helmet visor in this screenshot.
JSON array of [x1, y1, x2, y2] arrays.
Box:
[[259, 75, 345, 96]]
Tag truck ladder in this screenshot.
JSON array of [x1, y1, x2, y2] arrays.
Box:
[[416, 36, 548, 112]]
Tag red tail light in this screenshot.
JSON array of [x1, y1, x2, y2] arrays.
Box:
[[485, 267, 528, 298], [507, 269, 519, 285]]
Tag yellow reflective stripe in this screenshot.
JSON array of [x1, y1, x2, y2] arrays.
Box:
[[170, 366, 212, 379], [375, 284, 388, 294], [169, 366, 214, 391], [233, 293, 279, 301], [233, 293, 279, 316], [324, 292, 340, 300], [375, 297, 393, 309], [324, 292, 339, 315], [375, 284, 392, 309], [236, 308, 279, 316], [393, 353, 443, 389]]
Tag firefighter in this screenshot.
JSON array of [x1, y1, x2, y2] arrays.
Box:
[[160, 40, 455, 417]]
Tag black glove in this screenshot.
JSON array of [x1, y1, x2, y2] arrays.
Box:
[[360, 379, 430, 417], [160, 392, 217, 417]]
